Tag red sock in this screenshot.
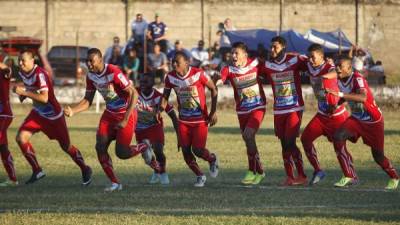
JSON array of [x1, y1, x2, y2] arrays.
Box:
[[149, 157, 162, 173], [282, 150, 295, 179], [18, 142, 41, 173], [67, 145, 88, 171], [291, 146, 306, 177], [97, 152, 119, 183], [199, 148, 216, 163], [0, 148, 17, 182], [130, 143, 148, 157], [248, 150, 263, 174], [303, 143, 321, 172], [182, 151, 203, 176], [378, 157, 399, 179], [334, 141, 356, 178]]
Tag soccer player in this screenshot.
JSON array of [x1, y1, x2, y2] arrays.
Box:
[[14, 50, 92, 185], [64, 48, 157, 192], [258, 36, 307, 186], [158, 52, 219, 187], [218, 42, 266, 185], [136, 73, 179, 185], [0, 63, 17, 187], [301, 44, 357, 186], [328, 55, 399, 189]]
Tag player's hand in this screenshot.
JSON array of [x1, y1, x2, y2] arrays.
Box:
[[326, 89, 339, 96], [207, 112, 217, 127], [115, 119, 128, 129], [12, 86, 25, 96], [64, 106, 74, 117]]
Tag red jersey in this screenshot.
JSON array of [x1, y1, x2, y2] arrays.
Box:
[[19, 65, 62, 120], [338, 71, 382, 122], [0, 70, 12, 117], [86, 64, 132, 114], [261, 54, 307, 115], [306, 61, 345, 117], [220, 58, 266, 114], [164, 67, 210, 123], [136, 88, 173, 131]]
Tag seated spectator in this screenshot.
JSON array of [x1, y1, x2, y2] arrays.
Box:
[[218, 18, 236, 56], [107, 45, 123, 68], [191, 40, 209, 68], [123, 48, 140, 85], [167, 40, 191, 63], [131, 13, 148, 46], [208, 41, 221, 61], [147, 43, 168, 83], [104, 36, 124, 63], [147, 13, 168, 54]]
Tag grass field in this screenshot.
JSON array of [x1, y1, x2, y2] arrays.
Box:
[[1, 105, 400, 225]]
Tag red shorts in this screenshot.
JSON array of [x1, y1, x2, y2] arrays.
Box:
[[340, 116, 384, 150], [97, 110, 137, 146], [0, 117, 13, 145], [274, 111, 303, 139], [302, 111, 349, 142], [19, 110, 70, 146], [178, 121, 208, 149], [136, 124, 165, 144], [237, 109, 265, 132]]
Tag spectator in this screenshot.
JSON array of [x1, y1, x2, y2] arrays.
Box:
[[208, 41, 221, 61], [218, 51, 231, 72], [123, 48, 140, 85], [4, 58, 19, 81], [107, 45, 123, 68], [147, 13, 168, 54], [104, 36, 123, 63], [191, 40, 209, 68], [147, 43, 168, 83], [349, 45, 373, 72], [131, 13, 148, 46], [218, 18, 236, 55], [167, 40, 191, 64]]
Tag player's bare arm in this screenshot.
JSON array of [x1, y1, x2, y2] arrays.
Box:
[[206, 79, 218, 127], [13, 87, 49, 104], [328, 88, 367, 103], [64, 90, 95, 117], [116, 85, 138, 129], [159, 88, 171, 113]]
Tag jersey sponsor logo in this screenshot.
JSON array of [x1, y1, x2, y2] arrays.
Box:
[[356, 77, 365, 88], [176, 86, 202, 118], [117, 73, 129, 87], [38, 73, 47, 88], [233, 72, 258, 88], [168, 72, 201, 87], [228, 58, 258, 74], [265, 56, 298, 71]]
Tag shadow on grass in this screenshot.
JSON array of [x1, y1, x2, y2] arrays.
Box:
[[0, 168, 399, 222]]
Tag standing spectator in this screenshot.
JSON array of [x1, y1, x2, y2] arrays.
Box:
[[219, 18, 236, 56], [191, 40, 209, 68], [107, 46, 123, 69], [123, 48, 140, 85], [167, 40, 191, 63], [147, 13, 168, 54], [147, 43, 168, 83], [104, 36, 123, 63], [131, 13, 148, 46]]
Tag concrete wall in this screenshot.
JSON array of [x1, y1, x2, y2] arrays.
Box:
[[0, 0, 399, 77]]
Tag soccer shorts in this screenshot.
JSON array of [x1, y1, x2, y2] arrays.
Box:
[[136, 123, 165, 144], [302, 111, 349, 142], [274, 111, 303, 139], [0, 117, 12, 145], [237, 108, 265, 132], [178, 121, 208, 149], [19, 110, 70, 146], [340, 116, 384, 150], [97, 110, 137, 147]]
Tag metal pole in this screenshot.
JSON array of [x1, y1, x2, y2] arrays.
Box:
[[279, 0, 284, 34], [355, 0, 359, 45], [125, 0, 129, 42], [201, 0, 205, 41], [45, 0, 49, 53]]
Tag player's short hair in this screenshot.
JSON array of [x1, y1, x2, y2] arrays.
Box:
[[174, 51, 189, 62], [140, 72, 156, 82], [19, 49, 35, 59], [87, 48, 103, 58], [271, 36, 286, 47], [336, 54, 352, 65], [308, 43, 324, 54], [231, 42, 248, 53]]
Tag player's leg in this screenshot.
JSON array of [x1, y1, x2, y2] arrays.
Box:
[[0, 118, 17, 186], [301, 114, 325, 185], [153, 142, 169, 185]]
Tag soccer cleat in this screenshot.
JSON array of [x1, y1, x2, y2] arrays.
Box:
[[334, 176, 356, 188], [149, 172, 160, 184], [25, 171, 46, 184], [385, 179, 399, 190], [209, 154, 219, 178], [252, 172, 266, 185], [241, 171, 256, 184], [160, 173, 170, 185], [309, 170, 326, 186], [82, 166, 92, 186], [293, 175, 308, 185], [141, 139, 154, 165], [194, 175, 206, 187], [281, 177, 296, 186], [0, 179, 18, 187], [104, 182, 123, 192]]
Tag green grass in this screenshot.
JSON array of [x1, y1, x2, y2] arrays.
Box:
[[1, 105, 400, 225]]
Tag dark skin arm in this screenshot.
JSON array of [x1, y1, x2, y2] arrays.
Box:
[[64, 90, 96, 117], [327, 88, 367, 103], [116, 85, 138, 129], [206, 79, 218, 126]]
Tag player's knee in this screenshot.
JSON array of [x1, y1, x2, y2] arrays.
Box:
[[334, 130, 347, 142], [181, 146, 192, 156], [115, 144, 131, 159], [95, 142, 107, 154], [15, 132, 28, 145], [372, 150, 384, 163], [192, 147, 203, 158], [0, 144, 7, 152]]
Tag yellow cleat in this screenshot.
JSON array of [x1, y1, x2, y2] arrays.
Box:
[[385, 179, 399, 190], [241, 171, 256, 184], [0, 179, 18, 187], [252, 173, 266, 185]]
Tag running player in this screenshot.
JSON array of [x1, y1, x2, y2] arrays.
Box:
[[0, 63, 17, 186], [218, 42, 266, 185], [158, 52, 219, 187], [14, 50, 92, 185], [301, 44, 357, 186], [64, 48, 157, 192], [136, 73, 179, 185], [259, 36, 307, 186], [329, 55, 399, 189]]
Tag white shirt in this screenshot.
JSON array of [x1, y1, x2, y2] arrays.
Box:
[[131, 19, 148, 36]]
